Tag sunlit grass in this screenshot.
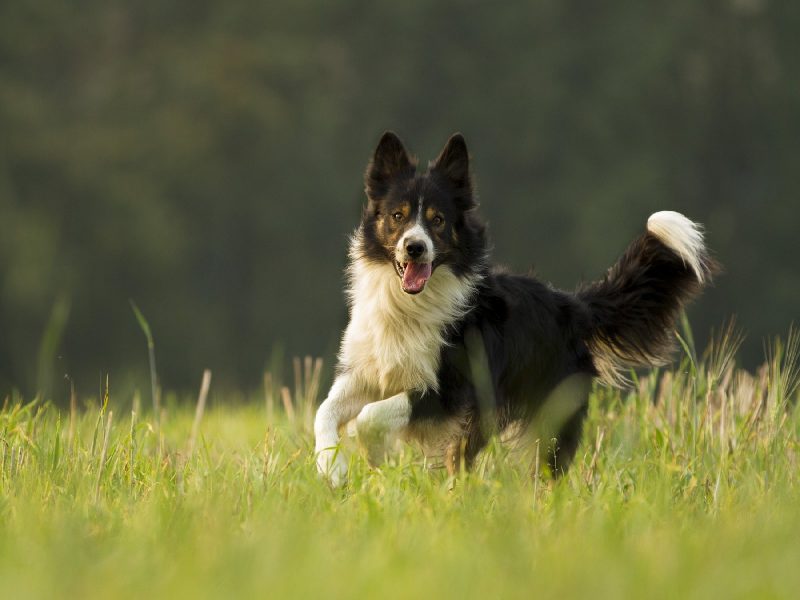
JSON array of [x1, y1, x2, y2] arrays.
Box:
[[1, 330, 799, 599]]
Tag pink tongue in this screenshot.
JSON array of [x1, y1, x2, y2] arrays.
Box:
[[402, 262, 432, 293]]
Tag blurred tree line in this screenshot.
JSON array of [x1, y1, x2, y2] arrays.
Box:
[[1, 0, 798, 400]]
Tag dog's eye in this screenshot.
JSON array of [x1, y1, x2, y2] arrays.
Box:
[[392, 212, 404, 221], [432, 215, 444, 226]]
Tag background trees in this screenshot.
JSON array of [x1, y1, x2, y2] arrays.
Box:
[[1, 1, 797, 397]]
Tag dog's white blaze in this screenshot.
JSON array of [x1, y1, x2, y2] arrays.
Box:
[[397, 223, 434, 261], [342, 241, 478, 396], [647, 211, 707, 282]]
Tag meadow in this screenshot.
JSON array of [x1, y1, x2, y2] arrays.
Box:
[[1, 327, 798, 599]]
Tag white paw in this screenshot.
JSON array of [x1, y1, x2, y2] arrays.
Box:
[[355, 404, 388, 464], [315, 446, 348, 487], [355, 403, 379, 435]]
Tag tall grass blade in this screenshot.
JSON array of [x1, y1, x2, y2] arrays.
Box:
[[94, 410, 113, 503], [35, 295, 70, 401], [130, 300, 160, 423]]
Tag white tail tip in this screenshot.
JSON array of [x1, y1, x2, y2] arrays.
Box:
[[647, 211, 707, 283]]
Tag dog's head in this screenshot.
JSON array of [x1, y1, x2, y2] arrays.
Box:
[[358, 132, 486, 294]]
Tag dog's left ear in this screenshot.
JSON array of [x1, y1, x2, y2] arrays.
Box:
[[432, 133, 475, 209]]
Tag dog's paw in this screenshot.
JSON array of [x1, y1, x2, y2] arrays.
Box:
[[355, 404, 388, 465], [315, 446, 348, 487]]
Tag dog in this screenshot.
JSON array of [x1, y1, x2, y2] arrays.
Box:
[[314, 131, 715, 486]]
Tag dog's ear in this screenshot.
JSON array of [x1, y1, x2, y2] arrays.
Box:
[[365, 131, 414, 198], [432, 133, 475, 209]]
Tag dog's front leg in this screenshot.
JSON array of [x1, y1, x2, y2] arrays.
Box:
[[314, 373, 369, 486], [355, 392, 412, 465]]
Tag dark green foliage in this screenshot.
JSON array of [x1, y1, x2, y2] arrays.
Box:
[[1, 1, 797, 396]]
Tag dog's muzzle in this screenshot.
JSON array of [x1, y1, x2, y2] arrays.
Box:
[[395, 237, 433, 294]]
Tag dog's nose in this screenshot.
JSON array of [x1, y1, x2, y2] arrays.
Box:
[[405, 241, 426, 260]]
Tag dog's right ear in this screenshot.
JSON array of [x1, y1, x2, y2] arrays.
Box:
[[365, 131, 414, 198], [432, 133, 476, 211]]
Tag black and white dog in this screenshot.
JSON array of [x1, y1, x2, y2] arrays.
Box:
[[315, 132, 714, 485]]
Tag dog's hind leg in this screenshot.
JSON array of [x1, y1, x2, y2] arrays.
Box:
[[546, 401, 589, 477], [444, 417, 488, 476], [524, 373, 591, 478]]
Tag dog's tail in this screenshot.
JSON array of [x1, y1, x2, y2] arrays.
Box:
[[577, 211, 717, 385]]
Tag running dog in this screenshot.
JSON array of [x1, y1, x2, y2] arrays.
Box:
[[314, 131, 715, 485]]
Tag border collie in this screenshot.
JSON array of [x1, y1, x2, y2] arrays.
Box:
[[315, 131, 715, 486]]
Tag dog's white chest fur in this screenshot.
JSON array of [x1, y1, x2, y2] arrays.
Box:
[[339, 256, 476, 397]]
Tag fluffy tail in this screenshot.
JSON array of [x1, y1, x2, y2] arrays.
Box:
[[577, 211, 717, 385]]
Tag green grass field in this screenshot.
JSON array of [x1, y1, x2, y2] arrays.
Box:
[[1, 330, 799, 599]]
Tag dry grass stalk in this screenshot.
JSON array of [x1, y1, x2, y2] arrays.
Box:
[[187, 369, 212, 458], [264, 371, 274, 423], [281, 386, 295, 422], [293, 357, 303, 407]]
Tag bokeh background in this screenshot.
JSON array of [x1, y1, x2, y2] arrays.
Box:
[[1, 1, 798, 400]]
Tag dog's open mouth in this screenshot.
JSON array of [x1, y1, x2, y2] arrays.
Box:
[[395, 260, 432, 294]]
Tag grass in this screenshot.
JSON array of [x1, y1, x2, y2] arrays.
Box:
[[1, 329, 799, 599]]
